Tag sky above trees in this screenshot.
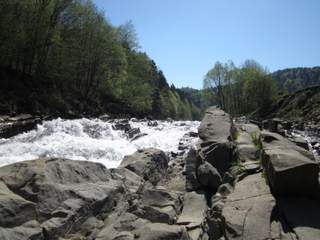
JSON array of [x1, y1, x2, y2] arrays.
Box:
[[94, 0, 320, 89]]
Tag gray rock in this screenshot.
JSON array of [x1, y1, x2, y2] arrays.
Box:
[[0, 220, 43, 240], [199, 141, 235, 177], [197, 107, 235, 177], [198, 107, 231, 143], [111, 167, 144, 193], [261, 131, 319, 197], [197, 162, 222, 192], [221, 174, 281, 240], [0, 181, 37, 228], [127, 127, 141, 139], [130, 188, 183, 224], [0, 117, 41, 138], [177, 191, 207, 239], [0, 158, 124, 239], [134, 223, 190, 240], [96, 212, 149, 240], [120, 148, 169, 185], [288, 136, 309, 150], [185, 148, 201, 191], [235, 123, 261, 162], [278, 197, 320, 239]]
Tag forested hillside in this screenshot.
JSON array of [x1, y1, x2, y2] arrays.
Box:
[[0, 0, 207, 120], [272, 67, 320, 93], [251, 86, 320, 123]]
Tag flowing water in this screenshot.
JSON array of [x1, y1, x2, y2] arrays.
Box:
[[0, 118, 200, 168]]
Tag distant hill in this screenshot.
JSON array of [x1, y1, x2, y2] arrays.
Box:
[[272, 67, 320, 93], [252, 86, 320, 124]]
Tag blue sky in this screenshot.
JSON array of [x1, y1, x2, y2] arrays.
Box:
[[94, 0, 320, 89]]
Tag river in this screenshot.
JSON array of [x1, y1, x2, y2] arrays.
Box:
[[0, 118, 200, 168]]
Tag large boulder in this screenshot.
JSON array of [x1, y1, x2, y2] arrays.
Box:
[[120, 148, 169, 185], [261, 131, 319, 197], [197, 161, 222, 192], [198, 107, 235, 176], [199, 140, 235, 177], [198, 107, 231, 143], [0, 158, 124, 239]]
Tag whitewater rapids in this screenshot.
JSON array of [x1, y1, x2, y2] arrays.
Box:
[[0, 118, 200, 168]]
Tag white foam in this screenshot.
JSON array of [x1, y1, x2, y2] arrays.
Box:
[[0, 118, 199, 168]]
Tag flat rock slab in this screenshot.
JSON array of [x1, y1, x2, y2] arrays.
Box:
[[197, 107, 235, 177], [222, 173, 285, 240], [177, 191, 207, 226]]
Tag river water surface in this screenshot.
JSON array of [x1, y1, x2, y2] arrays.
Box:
[[0, 118, 200, 168]]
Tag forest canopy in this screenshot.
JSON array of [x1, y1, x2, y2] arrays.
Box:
[[204, 60, 277, 116], [0, 0, 207, 120]]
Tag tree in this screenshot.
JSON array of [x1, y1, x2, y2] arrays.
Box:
[[203, 59, 277, 116], [204, 61, 227, 109]]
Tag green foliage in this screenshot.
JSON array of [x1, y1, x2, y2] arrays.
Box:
[[0, 0, 201, 119], [250, 131, 262, 150], [203, 59, 278, 116]]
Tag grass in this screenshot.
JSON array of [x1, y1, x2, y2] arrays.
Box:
[[250, 131, 262, 150]]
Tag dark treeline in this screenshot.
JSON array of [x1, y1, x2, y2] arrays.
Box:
[[0, 0, 209, 120]]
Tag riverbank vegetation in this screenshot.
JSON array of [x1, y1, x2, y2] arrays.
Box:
[[0, 0, 213, 120], [204, 60, 277, 116]]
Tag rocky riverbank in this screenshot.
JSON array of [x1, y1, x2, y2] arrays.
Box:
[[0, 107, 320, 239]]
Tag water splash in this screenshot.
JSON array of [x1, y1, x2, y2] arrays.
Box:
[[0, 118, 200, 168]]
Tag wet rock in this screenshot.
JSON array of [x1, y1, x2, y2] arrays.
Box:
[[120, 148, 169, 185], [99, 114, 111, 121], [127, 127, 141, 139], [197, 161, 222, 192], [0, 115, 41, 138], [188, 132, 198, 138], [112, 120, 131, 132], [147, 121, 158, 127], [130, 133, 148, 142]]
